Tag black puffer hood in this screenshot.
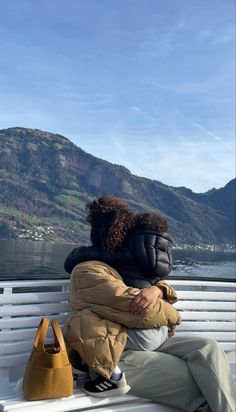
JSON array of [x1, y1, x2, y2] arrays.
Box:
[[64, 228, 173, 289]]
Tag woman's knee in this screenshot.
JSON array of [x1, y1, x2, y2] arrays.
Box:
[[194, 337, 225, 359], [180, 337, 224, 359], [200, 337, 221, 350]]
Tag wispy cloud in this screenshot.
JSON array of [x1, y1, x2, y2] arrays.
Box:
[[186, 119, 222, 141], [129, 105, 156, 123], [130, 106, 143, 113], [62, 93, 113, 106], [198, 26, 235, 46], [0, 0, 234, 191], [148, 62, 233, 95], [97, 130, 235, 192]]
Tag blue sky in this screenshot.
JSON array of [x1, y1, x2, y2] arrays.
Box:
[[0, 0, 235, 192]]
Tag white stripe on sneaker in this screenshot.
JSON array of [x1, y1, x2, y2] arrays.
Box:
[[95, 381, 113, 391], [95, 384, 105, 391], [99, 383, 109, 389], [104, 381, 113, 387]]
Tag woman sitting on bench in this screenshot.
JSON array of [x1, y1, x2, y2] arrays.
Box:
[[64, 196, 235, 412]]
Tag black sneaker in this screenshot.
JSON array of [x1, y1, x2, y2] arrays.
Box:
[[83, 372, 131, 397]]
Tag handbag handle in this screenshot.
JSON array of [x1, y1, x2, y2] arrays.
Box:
[[34, 318, 66, 351], [34, 318, 50, 349], [51, 319, 66, 351]]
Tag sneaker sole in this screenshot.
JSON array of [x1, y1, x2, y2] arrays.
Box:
[[83, 384, 131, 398]]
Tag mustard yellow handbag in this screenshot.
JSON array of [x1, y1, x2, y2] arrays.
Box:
[[23, 318, 73, 400]]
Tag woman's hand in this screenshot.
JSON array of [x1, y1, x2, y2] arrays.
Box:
[[168, 325, 177, 337], [130, 286, 164, 315]]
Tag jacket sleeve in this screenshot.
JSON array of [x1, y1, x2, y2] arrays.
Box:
[[71, 262, 181, 329], [153, 280, 178, 304], [64, 246, 101, 274], [64, 248, 78, 274], [127, 231, 173, 279], [92, 299, 181, 329]]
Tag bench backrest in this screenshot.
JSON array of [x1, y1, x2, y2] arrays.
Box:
[[0, 278, 235, 382]]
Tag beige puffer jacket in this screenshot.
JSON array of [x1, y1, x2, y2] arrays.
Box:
[[63, 260, 181, 379]]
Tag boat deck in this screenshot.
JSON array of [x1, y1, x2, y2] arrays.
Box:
[[0, 278, 235, 412]]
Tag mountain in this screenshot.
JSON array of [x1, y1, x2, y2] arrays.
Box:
[[0, 127, 235, 246], [174, 180, 235, 224]]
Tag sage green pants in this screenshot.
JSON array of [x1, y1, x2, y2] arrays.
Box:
[[119, 336, 235, 412]]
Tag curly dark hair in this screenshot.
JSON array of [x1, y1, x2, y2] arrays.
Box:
[[134, 212, 168, 232], [86, 196, 135, 250], [86, 196, 169, 250]]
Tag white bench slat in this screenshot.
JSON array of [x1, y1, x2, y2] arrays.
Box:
[[89, 402, 182, 412], [0, 391, 150, 412], [1, 324, 234, 346], [0, 341, 33, 356], [0, 274, 236, 289], [177, 291, 235, 301], [179, 311, 235, 320], [0, 279, 234, 289], [178, 321, 236, 331], [1, 333, 234, 358], [1, 303, 70, 317], [2, 291, 234, 305], [0, 292, 69, 305], [170, 280, 236, 288], [0, 314, 68, 330], [0, 402, 165, 412], [0, 280, 69, 288], [2, 321, 234, 339], [0, 353, 29, 368], [220, 342, 236, 351], [86, 402, 179, 412], [0, 327, 64, 343], [175, 301, 235, 311], [1, 340, 232, 370]]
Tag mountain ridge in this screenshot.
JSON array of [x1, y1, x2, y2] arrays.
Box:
[[0, 127, 235, 246]]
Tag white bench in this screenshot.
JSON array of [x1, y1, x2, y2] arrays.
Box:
[[0, 278, 235, 412]]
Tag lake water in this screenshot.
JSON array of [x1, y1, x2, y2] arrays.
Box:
[[0, 240, 235, 281]]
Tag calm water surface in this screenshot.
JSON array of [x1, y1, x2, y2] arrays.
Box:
[[0, 240, 235, 281]]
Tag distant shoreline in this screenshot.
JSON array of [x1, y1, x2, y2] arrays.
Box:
[[0, 238, 235, 253], [173, 244, 236, 253]]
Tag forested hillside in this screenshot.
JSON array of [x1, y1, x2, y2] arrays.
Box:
[[0, 127, 235, 246]]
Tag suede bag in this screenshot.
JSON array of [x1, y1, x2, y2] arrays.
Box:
[[23, 318, 73, 400]]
